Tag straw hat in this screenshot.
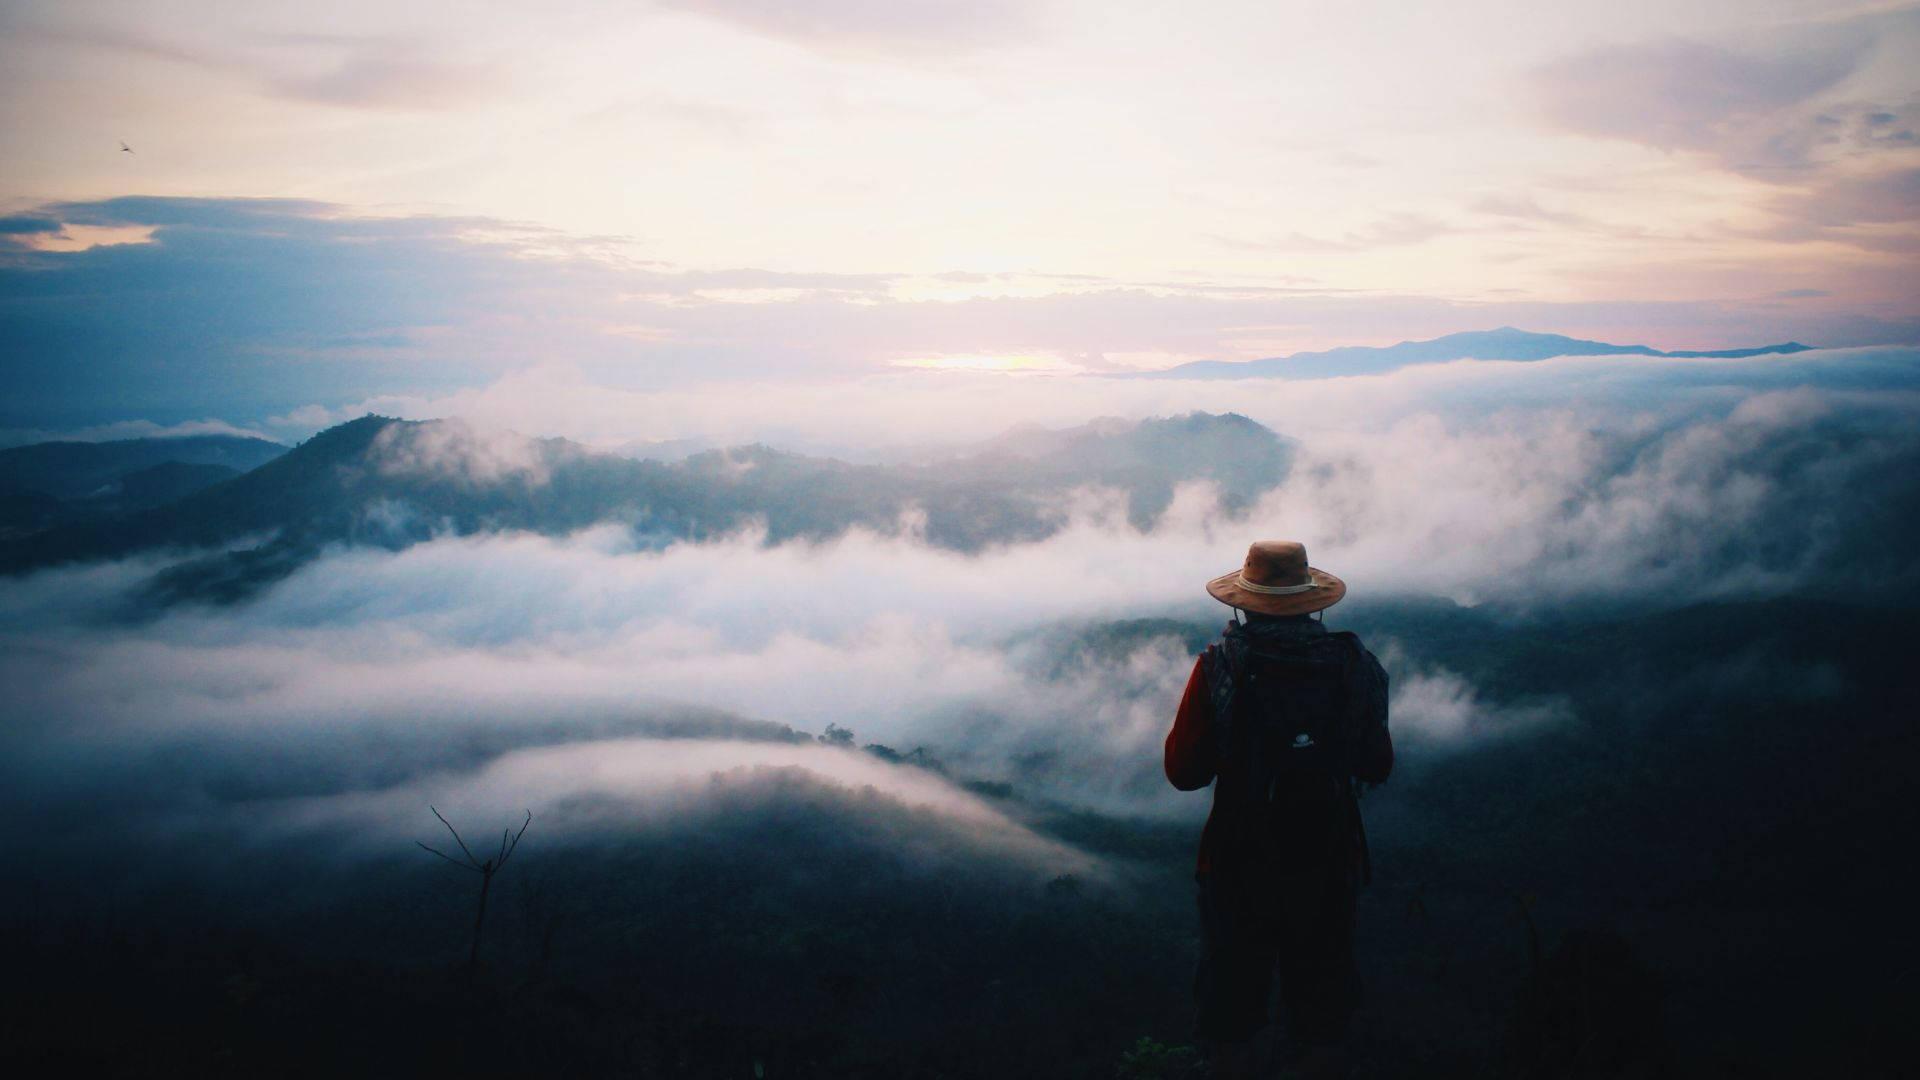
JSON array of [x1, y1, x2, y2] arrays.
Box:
[[1205, 540, 1346, 616]]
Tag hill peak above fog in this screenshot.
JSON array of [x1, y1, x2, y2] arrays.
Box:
[[1143, 327, 1813, 380]]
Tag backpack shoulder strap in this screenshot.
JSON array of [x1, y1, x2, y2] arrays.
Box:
[[1203, 622, 1244, 752], [1322, 630, 1377, 885], [1324, 629, 1364, 658]]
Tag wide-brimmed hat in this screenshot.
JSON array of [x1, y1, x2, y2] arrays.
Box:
[[1205, 540, 1346, 616]]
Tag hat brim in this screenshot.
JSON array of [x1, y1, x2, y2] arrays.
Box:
[[1205, 565, 1346, 616]]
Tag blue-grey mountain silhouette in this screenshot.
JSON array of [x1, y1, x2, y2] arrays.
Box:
[[0, 434, 286, 537], [1141, 327, 1811, 380], [0, 412, 1292, 604]]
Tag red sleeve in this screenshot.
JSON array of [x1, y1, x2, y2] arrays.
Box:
[[1164, 654, 1216, 791]]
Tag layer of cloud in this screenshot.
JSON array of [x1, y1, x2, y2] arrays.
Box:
[[1210, 213, 1463, 253], [370, 416, 562, 487], [1522, 8, 1920, 253], [2, 346, 1914, 953], [295, 345, 1919, 465], [25, 18, 518, 111], [1526, 38, 1865, 166], [0, 416, 277, 449], [5, 355, 1915, 831], [1759, 166, 1920, 252], [657, 0, 1038, 58], [1373, 640, 1569, 745], [5, 197, 1915, 436]]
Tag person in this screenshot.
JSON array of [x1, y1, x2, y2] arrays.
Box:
[[1165, 540, 1392, 1079]]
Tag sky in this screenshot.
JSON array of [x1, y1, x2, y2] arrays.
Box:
[[1, 1, 1916, 442]]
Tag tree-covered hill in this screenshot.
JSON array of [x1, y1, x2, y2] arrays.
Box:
[[0, 433, 287, 498], [0, 433, 287, 537], [0, 412, 1292, 603]]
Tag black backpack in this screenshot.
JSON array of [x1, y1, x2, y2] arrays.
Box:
[[1204, 621, 1371, 878]]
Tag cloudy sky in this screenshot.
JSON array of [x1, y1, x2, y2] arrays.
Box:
[[1, 0, 1916, 440]]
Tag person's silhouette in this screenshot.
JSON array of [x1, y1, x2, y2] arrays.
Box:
[[1165, 541, 1393, 1078]]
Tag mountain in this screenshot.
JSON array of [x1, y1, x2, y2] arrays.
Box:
[[0, 434, 287, 498], [0, 434, 287, 538], [0, 412, 1292, 603], [928, 411, 1289, 529], [1144, 327, 1813, 379], [611, 434, 729, 462]]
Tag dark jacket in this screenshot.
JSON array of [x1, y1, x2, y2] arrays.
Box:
[[1164, 618, 1392, 874]]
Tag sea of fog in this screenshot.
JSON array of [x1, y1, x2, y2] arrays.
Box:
[[1, 345, 1916, 1075], [2, 345, 1914, 860]]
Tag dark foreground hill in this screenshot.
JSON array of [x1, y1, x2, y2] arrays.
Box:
[[0, 597, 1910, 1077], [1146, 327, 1812, 379], [0, 412, 1292, 603]]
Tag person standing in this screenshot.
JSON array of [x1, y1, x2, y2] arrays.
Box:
[[1166, 541, 1393, 1078]]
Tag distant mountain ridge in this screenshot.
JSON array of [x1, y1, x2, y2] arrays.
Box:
[[0, 434, 287, 499], [0, 411, 1292, 604], [1144, 327, 1813, 379], [0, 434, 288, 538]]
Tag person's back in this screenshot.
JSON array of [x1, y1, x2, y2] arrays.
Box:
[[1165, 541, 1391, 1079]]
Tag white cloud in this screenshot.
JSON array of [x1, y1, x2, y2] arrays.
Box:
[[1375, 641, 1569, 744], [370, 416, 561, 487], [268, 736, 1097, 874], [0, 416, 278, 449], [3, 344, 1914, 874], [302, 345, 1920, 464]]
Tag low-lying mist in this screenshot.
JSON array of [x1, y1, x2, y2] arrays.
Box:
[[4, 346, 1916, 1075], [5, 358, 1915, 855], [333, 345, 1920, 457]]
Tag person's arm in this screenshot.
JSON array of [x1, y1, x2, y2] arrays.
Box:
[[1164, 653, 1217, 790], [1352, 648, 1393, 784]]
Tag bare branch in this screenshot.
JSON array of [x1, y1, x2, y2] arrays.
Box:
[[416, 807, 532, 979], [416, 841, 482, 871], [431, 805, 480, 866], [497, 810, 533, 869]]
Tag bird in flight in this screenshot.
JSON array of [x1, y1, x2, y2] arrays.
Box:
[[120, 141, 133, 153]]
